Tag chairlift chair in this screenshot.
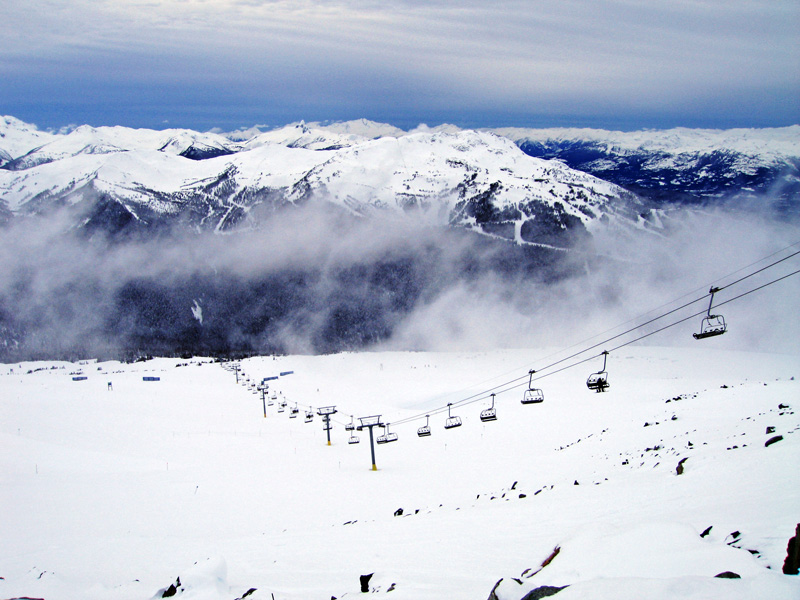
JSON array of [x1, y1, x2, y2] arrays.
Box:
[[522, 370, 545, 404], [345, 415, 355, 431], [417, 415, 432, 437], [694, 286, 728, 340], [277, 402, 286, 413], [444, 403, 462, 429], [305, 411, 314, 423], [377, 423, 398, 444], [348, 432, 360, 444], [290, 403, 299, 418], [480, 394, 498, 422], [586, 351, 610, 392]]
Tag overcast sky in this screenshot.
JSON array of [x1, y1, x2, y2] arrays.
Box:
[[2, 0, 798, 131]]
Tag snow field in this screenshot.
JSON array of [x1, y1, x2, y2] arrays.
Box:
[[1, 347, 798, 599]]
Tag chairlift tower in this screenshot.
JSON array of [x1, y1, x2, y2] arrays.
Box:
[[259, 385, 268, 418], [358, 415, 385, 471], [317, 406, 337, 446]]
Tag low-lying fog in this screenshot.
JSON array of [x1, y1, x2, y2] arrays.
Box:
[[0, 197, 797, 362]]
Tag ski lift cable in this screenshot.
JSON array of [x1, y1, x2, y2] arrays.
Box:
[[715, 249, 800, 292], [390, 265, 800, 428]]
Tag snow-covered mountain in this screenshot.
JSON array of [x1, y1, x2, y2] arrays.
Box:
[[286, 120, 799, 213], [490, 126, 800, 212], [0, 115, 59, 168], [2, 124, 239, 171], [0, 117, 652, 247]]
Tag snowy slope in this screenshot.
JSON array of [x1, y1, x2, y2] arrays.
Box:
[[285, 130, 646, 240], [1, 346, 798, 600]]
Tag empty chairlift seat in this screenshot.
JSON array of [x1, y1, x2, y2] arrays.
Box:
[[417, 415, 432, 437], [522, 370, 544, 404], [480, 393, 497, 422], [377, 423, 398, 444], [694, 314, 727, 339], [694, 287, 728, 340], [444, 403, 462, 429]]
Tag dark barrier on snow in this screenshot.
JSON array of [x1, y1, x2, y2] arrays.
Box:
[[72, 376, 88, 381], [280, 371, 294, 376], [142, 376, 161, 382], [263, 376, 279, 382]]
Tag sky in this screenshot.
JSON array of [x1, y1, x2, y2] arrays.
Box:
[[1, 0, 799, 132]]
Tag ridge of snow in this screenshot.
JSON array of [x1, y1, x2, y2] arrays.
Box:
[[490, 125, 800, 161], [0, 115, 60, 161], [242, 122, 368, 151], [306, 118, 406, 139], [3, 123, 240, 169]]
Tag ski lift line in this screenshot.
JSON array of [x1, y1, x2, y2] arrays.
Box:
[[398, 255, 800, 424], [390, 249, 800, 424], [458, 242, 800, 392], [257, 259, 800, 433], [390, 266, 800, 429], [493, 263, 800, 392], [496, 248, 799, 389], [602, 267, 800, 354]]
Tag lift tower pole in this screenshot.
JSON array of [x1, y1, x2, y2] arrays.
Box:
[[317, 406, 337, 445], [358, 415, 384, 471], [260, 385, 268, 418]]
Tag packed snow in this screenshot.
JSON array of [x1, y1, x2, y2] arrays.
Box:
[[1, 345, 798, 600]]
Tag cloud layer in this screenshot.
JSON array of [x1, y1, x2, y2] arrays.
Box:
[[1, 196, 797, 362], [2, 1, 798, 130]]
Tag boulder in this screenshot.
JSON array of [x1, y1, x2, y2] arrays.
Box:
[[783, 523, 800, 575]]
